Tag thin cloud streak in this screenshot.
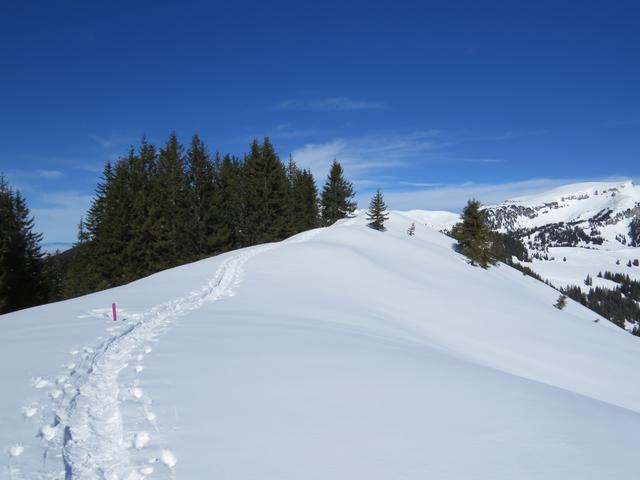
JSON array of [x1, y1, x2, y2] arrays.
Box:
[[278, 97, 384, 111], [381, 177, 633, 212], [36, 169, 64, 178], [31, 191, 93, 246], [291, 130, 442, 181]]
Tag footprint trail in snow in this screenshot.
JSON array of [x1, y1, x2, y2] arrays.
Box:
[[9, 231, 318, 480]]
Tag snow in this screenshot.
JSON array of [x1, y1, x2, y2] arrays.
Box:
[[525, 246, 640, 291], [492, 180, 640, 233], [398, 209, 460, 231], [1, 212, 640, 479], [509, 180, 634, 204]]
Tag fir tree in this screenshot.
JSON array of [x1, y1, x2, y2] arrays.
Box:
[[148, 132, 191, 269], [584, 274, 593, 286], [450, 199, 494, 268], [407, 222, 416, 236], [0, 175, 48, 313], [124, 138, 157, 280], [288, 161, 320, 234], [212, 154, 246, 251], [366, 189, 389, 232], [93, 152, 135, 286], [54, 134, 346, 301], [554, 294, 568, 310], [244, 137, 289, 244], [186, 134, 216, 257], [321, 160, 356, 226], [62, 218, 97, 298]]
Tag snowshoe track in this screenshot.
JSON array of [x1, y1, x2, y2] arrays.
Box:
[[12, 231, 318, 479]]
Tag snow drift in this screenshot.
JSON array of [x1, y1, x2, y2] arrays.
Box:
[[1, 212, 639, 479]]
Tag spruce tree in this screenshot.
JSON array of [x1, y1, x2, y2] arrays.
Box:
[[366, 189, 389, 232], [285, 154, 301, 236], [124, 138, 157, 280], [0, 175, 48, 313], [62, 218, 97, 298], [95, 152, 135, 285], [554, 294, 568, 310], [288, 159, 320, 234], [148, 132, 191, 269], [244, 137, 289, 244], [321, 160, 356, 226], [186, 134, 216, 257], [450, 199, 494, 268], [211, 154, 246, 251], [407, 222, 416, 236]]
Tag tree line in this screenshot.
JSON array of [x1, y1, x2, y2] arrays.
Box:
[[1, 133, 357, 313]]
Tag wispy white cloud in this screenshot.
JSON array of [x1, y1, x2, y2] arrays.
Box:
[[42, 191, 93, 208], [291, 130, 441, 181], [90, 131, 138, 149], [456, 129, 549, 142], [278, 97, 384, 111], [36, 169, 64, 178], [398, 181, 443, 187], [380, 177, 633, 212], [32, 191, 93, 246], [461, 158, 505, 164]]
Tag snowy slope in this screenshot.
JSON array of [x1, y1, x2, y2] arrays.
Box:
[[483, 181, 640, 291], [486, 180, 640, 247], [398, 209, 460, 231], [2, 213, 640, 479], [403, 181, 640, 292]]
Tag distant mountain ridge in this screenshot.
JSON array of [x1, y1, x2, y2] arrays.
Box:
[[483, 181, 640, 250], [401, 181, 640, 334]]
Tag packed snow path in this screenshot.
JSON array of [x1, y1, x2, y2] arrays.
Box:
[[16, 232, 317, 480]]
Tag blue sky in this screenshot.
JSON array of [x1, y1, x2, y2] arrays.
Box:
[[1, 0, 639, 247]]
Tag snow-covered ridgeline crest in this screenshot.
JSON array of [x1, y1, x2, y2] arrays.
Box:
[[16, 230, 319, 480], [483, 181, 640, 249]]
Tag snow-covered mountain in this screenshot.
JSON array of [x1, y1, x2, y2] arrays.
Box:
[[485, 180, 640, 249], [2, 211, 640, 479], [404, 181, 640, 296], [479, 181, 640, 295]]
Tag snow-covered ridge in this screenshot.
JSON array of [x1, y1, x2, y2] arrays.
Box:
[[2, 211, 640, 479], [484, 180, 640, 248]]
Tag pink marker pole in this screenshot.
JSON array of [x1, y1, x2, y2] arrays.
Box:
[[112, 303, 117, 321]]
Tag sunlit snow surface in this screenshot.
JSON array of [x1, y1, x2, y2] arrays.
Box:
[[1, 212, 639, 479]]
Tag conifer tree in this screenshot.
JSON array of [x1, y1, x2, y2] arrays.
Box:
[[55, 134, 350, 300], [0, 175, 48, 313], [321, 160, 356, 226], [244, 137, 289, 244], [186, 134, 216, 257], [62, 218, 97, 298], [407, 222, 416, 236], [123, 138, 157, 280], [212, 154, 246, 251], [366, 189, 389, 232], [554, 294, 568, 310], [450, 199, 494, 268], [285, 154, 301, 236], [288, 159, 319, 234], [94, 152, 135, 285], [148, 132, 191, 269]]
